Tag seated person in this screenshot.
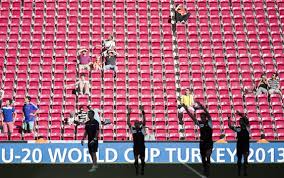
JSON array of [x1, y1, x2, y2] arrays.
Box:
[[178, 88, 195, 127], [102, 34, 115, 57], [175, 4, 190, 23], [78, 48, 92, 72], [216, 134, 227, 143], [256, 73, 269, 96], [75, 107, 88, 125], [257, 134, 269, 143], [64, 112, 77, 125], [268, 73, 282, 97], [75, 74, 90, 95], [103, 50, 118, 78], [93, 56, 102, 71], [87, 105, 111, 126]]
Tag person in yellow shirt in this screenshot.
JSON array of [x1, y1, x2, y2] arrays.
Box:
[[257, 134, 269, 143], [178, 88, 195, 126], [216, 134, 228, 143]]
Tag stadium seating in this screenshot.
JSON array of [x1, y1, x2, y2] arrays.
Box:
[[0, 0, 283, 141]]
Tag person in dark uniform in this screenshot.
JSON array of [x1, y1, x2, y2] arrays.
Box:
[[228, 111, 250, 176], [184, 101, 213, 178], [81, 110, 100, 173], [127, 106, 146, 176]]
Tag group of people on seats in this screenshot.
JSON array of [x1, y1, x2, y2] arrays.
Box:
[[255, 72, 282, 98], [75, 34, 118, 95], [64, 105, 111, 134]]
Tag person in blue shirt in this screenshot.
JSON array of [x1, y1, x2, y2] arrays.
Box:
[[1, 99, 17, 139], [22, 96, 38, 133]]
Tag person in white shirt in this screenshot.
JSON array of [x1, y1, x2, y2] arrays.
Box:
[[87, 105, 111, 126], [144, 127, 155, 141], [64, 112, 77, 125], [102, 34, 115, 57]]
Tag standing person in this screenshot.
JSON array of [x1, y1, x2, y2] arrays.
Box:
[[78, 48, 92, 73], [0, 99, 17, 139], [81, 110, 100, 172], [0, 88, 4, 107], [178, 88, 195, 127], [268, 73, 282, 97], [23, 96, 39, 133], [183, 102, 213, 178], [228, 111, 250, 176], [127, 106, 146, 176], [255, 73, 269, 96]]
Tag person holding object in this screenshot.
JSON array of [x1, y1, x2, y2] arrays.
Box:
[[81, 110, 100, 173], [255, 73, 269, 96]]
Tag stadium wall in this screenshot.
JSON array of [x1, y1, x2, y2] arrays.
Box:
[[0, 142, 283, 164]]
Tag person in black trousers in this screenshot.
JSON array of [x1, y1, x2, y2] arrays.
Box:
[[228, 111, 250, 176], [184, 102, 213, 178], [81, 110, 100, 173], [127, 106, 146, 176]]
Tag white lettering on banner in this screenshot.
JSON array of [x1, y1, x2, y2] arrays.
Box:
[[22, 148, 31, 163], [68, 148, 82, 163], [97, 149, 104, 163], [191, 148, 201, 163], [165, 148, 176, 163], [32, 148, 42, 163], [83, 148, 92, 163], [255, 148, 265, 163], [177, 148, 189, 163], [124, 148, 134, 162], [1, 149, 13, 163], [144, 148, 148, 162], [226, 148, 236, 163], [150, 148, 160, 162], [48, 148, 67, 163], [277, 148, 284, 163], [105, 148, 118, 162], [216, 148, 225, 163], [210, 148, 215, 163], [267, 148, 274, 162], [248, 148, 255, 163]]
